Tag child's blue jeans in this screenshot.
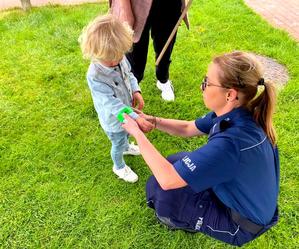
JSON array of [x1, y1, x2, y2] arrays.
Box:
[[105, 131, 129, 169]]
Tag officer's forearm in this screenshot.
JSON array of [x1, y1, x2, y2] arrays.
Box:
[[155, 118, 203, 137], [134, 131, 187, 190]]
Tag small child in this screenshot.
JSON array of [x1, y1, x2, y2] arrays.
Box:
[[79, 14, 153, 183]]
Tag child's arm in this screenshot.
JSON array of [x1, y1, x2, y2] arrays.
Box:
[[123, 57, 144, 110], [87, 76, 139, 120], [123, 56, 141, 93]]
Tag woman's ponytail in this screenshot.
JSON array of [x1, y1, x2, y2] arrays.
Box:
[[248, 81, 277, 145]]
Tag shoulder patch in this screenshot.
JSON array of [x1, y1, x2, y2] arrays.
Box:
[[182, 155, 197, 172]]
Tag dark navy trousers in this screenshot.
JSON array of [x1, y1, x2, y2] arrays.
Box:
[[146, 152, 278, 247]]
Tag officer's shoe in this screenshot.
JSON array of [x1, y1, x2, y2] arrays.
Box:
[[123, 142, 140, 156], [113, 165, 138, 183], [156, 80, 175, 101]]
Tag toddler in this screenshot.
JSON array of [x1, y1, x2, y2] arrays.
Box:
[[79, 14, 153, 183]]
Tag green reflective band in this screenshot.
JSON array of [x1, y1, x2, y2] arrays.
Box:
[[117, 106, 133, 123]]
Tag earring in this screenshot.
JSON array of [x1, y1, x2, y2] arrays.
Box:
[[226, 98, 229, 101]]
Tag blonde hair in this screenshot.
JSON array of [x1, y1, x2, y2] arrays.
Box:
[[79, 14, 133, 62], [213, 51, 277, 145]]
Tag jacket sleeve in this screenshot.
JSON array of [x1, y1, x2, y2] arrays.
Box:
[[87, 75, 139, 120], [123, 57, 141, 93], [173, 136, 239, 193], [129, 71, 141, 93]]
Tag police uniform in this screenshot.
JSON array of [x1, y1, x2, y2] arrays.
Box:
[[146, 107, 279, 246]]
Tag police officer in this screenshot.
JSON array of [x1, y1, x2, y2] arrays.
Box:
[[122, 51, 279, 246]]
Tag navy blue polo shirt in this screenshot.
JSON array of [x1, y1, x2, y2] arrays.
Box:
[[173, 107, 280, 225]]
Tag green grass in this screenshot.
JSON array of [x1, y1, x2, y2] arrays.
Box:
[[0, 1, 298, 248]]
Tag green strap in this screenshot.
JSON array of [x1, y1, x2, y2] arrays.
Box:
[[117, 106, 133, 123]]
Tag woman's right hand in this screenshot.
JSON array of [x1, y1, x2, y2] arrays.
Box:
[[136, 117, 154, 133], [133, 108, 156, 125]]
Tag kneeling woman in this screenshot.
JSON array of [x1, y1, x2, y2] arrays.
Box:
[[122, 51, 279, 246]]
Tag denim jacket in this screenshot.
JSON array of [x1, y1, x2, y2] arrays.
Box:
[[87, 56, 141, 133]]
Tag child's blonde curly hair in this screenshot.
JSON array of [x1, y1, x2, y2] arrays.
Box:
[[79, 14, 133, 62]]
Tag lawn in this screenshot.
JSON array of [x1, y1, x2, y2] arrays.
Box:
[[0, 0, 298, 248]]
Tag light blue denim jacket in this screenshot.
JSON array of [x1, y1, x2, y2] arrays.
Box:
[[87, 56, 141, 133]]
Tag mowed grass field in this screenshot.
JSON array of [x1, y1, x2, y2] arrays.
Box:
[[0, 0, 298, 248]]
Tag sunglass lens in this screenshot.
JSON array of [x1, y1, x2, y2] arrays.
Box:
[[201, 77, 206, 91]]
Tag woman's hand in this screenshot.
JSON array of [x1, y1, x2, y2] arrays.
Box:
[[132, 92, 144, 110], [132, 108, 156, 125], [122, 114, 143, 137], [136, 117, 155, 133]]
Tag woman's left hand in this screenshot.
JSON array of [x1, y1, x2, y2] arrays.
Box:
[[122, 114, 143, 137]]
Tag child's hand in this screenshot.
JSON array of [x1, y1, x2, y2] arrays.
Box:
[[135, 117, 154, 133], [132, 92, 144, 110]]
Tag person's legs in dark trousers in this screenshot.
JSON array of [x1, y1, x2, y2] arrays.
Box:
[[151, 0, 182, 83], [126, 17, 151, 83], [127, 0, 181, 84], [127, 0, 181, 101]]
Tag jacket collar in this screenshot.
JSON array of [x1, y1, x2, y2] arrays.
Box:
[[93, 57, 126, 76]]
